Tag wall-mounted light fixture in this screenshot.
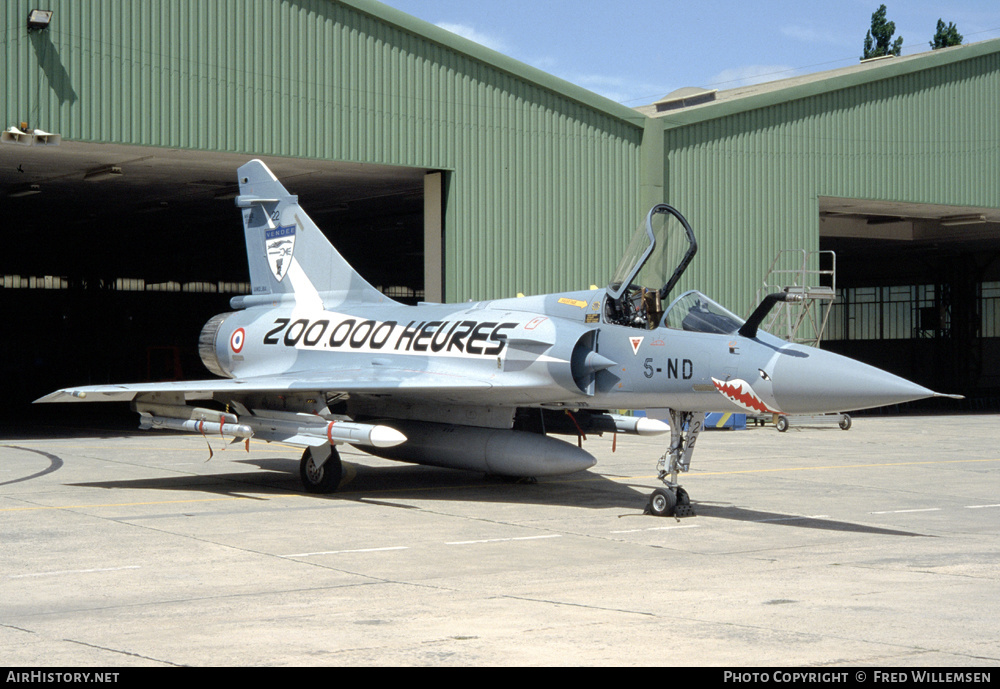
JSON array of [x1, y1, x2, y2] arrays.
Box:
[[27, 9, 53, 32], [1, 123, 61, 146]]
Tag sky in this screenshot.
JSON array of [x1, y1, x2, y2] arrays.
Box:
[[376, 0, 1000, 105]]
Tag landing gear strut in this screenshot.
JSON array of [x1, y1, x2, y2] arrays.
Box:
[[647, 410, 703, 517], [300, 445, 343, 493]]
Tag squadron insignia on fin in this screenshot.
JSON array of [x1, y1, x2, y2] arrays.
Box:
[[265, 225, 296, 281]]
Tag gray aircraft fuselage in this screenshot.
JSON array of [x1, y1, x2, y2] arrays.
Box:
[[204, 286, 934, 418]]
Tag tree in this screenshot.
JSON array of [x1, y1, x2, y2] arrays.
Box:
[[862, 4, 903, 60], [930, 19, 963, 49]]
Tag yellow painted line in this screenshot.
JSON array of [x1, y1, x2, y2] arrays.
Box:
[[4, 457, 996, 513], [0, 497, 245, 513], [616, 456, 1000, 481]]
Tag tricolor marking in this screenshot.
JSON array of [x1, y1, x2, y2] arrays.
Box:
[[230, 328, 245, 353]]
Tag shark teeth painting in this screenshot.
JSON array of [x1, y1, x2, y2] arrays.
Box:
[[712, 377, 779, 414]]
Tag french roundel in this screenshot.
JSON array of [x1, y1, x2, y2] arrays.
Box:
[[230, 328, 246, 353]]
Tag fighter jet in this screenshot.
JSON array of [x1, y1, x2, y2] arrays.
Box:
[[36, 160, 961, 516]]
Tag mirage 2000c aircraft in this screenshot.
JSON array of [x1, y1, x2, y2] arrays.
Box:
[[37, 160, 961, 516]]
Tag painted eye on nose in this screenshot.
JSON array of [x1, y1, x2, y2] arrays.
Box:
[[758, 369, 771, 381]]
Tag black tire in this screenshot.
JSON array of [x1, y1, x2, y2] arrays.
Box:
[[839, 415, 852, 431], [776, 416, 789, 432], [300, 446, 343, 494], [648, 488, 677, 517]]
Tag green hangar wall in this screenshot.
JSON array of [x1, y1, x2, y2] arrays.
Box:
[[653, 40, 1000, 310], [2, 0, 649, 301]]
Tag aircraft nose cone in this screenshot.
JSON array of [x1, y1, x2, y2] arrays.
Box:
[[770, 345, 936, 414]]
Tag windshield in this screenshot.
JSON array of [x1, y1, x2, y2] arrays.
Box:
[[607, 204, 697, 301], [662, 290, 744, 334]]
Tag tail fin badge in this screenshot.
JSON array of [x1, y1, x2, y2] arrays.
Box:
[[265, 225, 296, 281]]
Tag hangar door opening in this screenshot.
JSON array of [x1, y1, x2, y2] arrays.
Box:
[[818, 197, 1000, 407], [0, 144, 443, 421]]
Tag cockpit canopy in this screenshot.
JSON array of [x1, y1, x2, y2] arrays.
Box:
[[607, 204, 697, 301], [605, 204, 698, 329], [662, 290, 744, 334]]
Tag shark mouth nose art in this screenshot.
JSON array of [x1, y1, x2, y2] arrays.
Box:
[[712, 377, 780, 414]]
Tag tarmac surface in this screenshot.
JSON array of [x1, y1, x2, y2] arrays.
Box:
[[1, 413, 998, 667]]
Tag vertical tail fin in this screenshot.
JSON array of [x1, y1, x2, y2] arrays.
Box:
[[235, 159, 394, 308]]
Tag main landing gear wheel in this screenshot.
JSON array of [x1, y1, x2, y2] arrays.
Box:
[[300, 446, 343, 494]]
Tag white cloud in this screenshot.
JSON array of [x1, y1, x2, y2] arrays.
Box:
[[435, 22, 511, 54], [565, 73, 665, 104], [780, 24, 852, 47], [433, 22, 656, 104]]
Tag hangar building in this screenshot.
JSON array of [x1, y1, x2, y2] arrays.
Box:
[[638, 41, 1000, 406], [2, 0, 998, 417]]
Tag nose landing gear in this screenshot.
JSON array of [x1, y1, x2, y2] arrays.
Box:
[[646, 410, 704, 517]]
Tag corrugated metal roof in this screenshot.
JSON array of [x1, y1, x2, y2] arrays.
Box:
[[637, 38, 1000, 127]]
